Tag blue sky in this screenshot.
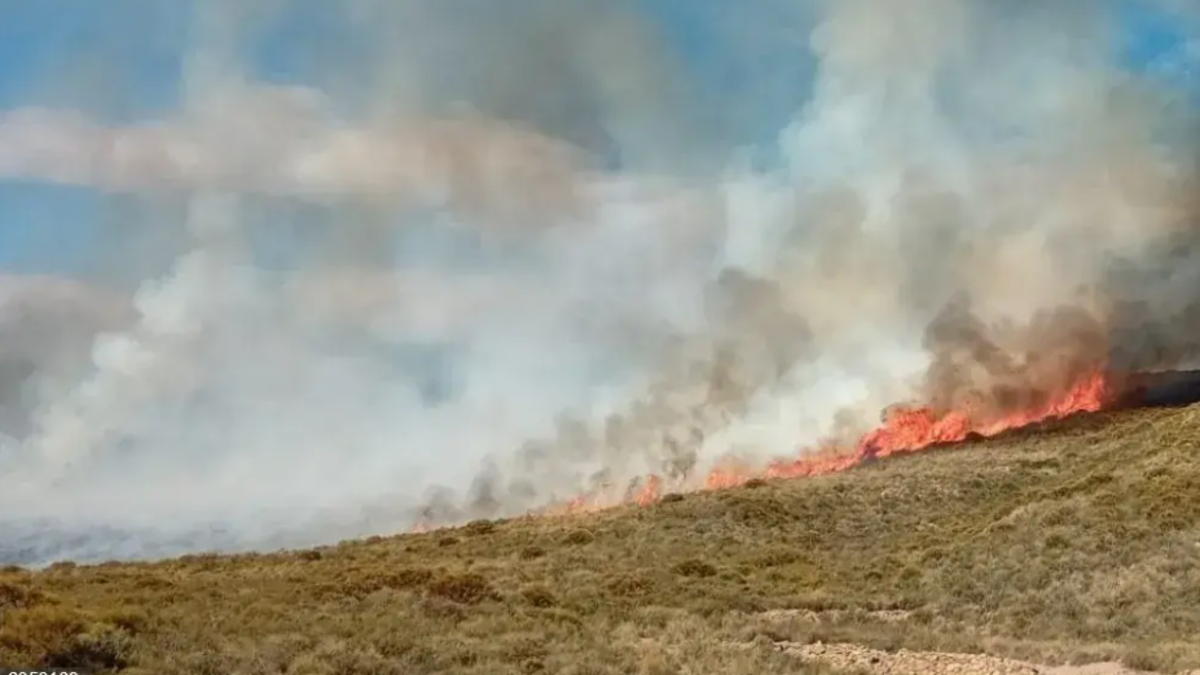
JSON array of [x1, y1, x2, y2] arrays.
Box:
[[0, 0, 1195, 279]]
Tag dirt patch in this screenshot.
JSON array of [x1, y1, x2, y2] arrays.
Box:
[[758, 608, 914, 624], [779, 642, 1163, 675], [1042, 665, 1146, 675]]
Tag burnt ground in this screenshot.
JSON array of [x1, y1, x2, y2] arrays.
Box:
[[1115, 368, 1200, 409]]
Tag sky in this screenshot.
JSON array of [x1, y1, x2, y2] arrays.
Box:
[[0, 0, 1195, 278]]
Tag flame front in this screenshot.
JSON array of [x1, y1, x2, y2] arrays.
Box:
[[413, 371, 1114, 531], [561, 371, 1113, 512]]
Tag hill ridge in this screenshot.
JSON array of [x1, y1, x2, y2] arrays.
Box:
[[0, 403, 1198, 674]]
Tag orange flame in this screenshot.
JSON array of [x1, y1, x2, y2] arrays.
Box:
[[413, 371, 1113, 531], [570, 371, 1113, 508], [705, 371, 1112, 493]]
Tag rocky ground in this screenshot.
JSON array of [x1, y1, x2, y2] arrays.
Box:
[[779, 642, 1172, 675]]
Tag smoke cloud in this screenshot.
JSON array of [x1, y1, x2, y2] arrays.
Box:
[[0, 0, 1197, 565]]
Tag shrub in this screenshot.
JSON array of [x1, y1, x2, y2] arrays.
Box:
[[427, 573, 497, 605], [672, 559, 718, 578], [563, 529, 595, 545], [0, 605, 133, 670], [521, 585, 557, 608], [519, 546, 547, 560]]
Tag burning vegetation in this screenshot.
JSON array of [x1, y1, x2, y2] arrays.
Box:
[[416, 267, 1200, 529], [514, 367, 1116, 522], [0, 0, 1199, 568]]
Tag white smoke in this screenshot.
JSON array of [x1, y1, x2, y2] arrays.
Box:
[[0, 0, 1196, 565]]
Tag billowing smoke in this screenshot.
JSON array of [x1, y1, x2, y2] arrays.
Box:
[[0, 0, 1197, 564]]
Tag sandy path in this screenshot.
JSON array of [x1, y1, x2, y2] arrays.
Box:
[[777, 641, 1185, 675]]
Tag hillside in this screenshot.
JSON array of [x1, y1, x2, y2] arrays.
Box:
[[2, 403, 1200, 675]]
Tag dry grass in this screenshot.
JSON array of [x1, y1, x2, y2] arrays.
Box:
[[3, 404, 1200, 674]]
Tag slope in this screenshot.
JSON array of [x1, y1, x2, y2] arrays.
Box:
[[1, 402, 1199, 674]]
